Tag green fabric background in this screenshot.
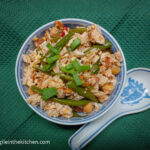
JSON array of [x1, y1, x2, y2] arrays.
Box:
[[0, 0, 150, 149]]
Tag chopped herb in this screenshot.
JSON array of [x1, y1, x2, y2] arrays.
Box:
[[31, 86, 57, 101], [72, 71, 82, 86], [42, 87, 58, 100], [61, 67, 74, 74], [72, 59, 81, 72], [79, 65, 90, 72], [46, 55, 59, 64], [43, 64, 51, 71], [34, 62, 56, 73], [45, 51, 55, 58], [65, 63, 74, 70], [68, 47, 71, 53], [91, 58, 100, 74], [43, 62, 56, 72], [72, 59, 90, 72], [70, 38, 81, 50]]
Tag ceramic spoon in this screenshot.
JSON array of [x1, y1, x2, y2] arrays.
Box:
[[68, 68, 150, 150]]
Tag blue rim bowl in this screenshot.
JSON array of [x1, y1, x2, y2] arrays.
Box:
[[15, 18, 127, 125]]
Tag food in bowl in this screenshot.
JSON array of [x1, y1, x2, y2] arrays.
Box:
[[22, 21, 123, 119]]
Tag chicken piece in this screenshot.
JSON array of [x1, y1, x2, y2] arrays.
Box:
[[22, 54, 31, 64], [88, 24, 105, 44], [83, 103, 93, 114], [49, 21, 64, 38], [45, 30, 51, 40], [57, 87, 73, 98], [73, 50, 84, 58], [99, 65, 106, 74], [87, 76, 99, 86], [54, 21, 64, 30], [111, 66, 120, 75], [80, 32, 90, 46], [27, 87, 35, 95], [94, 102, 102, 112], [49, 26, 60, 38], [115, 51, 123, 62], [102, 83, 114, 94], [33, 36, 46, 48], [105, 56, 115, 68], [98, 94, 109, 103], [104, 68, 112, 77], [97, 74, 109, 86], [92, 55, 99, 64]]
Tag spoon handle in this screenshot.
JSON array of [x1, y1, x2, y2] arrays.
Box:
[[68, 101, 123, 150]]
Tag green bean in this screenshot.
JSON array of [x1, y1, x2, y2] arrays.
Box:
[[50, 71, 74, 80], [61, 66, 75, 74], [39, 54, 47, 66], [47, 43, 60, 54], [34, 66, 46, 72], [31, 85, 89, 105], [41, 51, 55, 66], [46, 64, 54, 72], [36, 48, 41, 53], [34, 66, 51, 75], [51, 98, 89, 106], [34, 62, 55, 73], [84, 40, 112, 53], [70, 28, 87, 34], [45, 51, 55, 58], [67, 81, 98, 102], [73, 111, 88, 117], [61, 75, 85, 85], [72, 59, 90, 72], [60, 74, 75, 81], [65, 63, 74, 70], [50, 35, 61, 43], [31, 86, 42, 95], [72, 71, 82, 86], [86, 86, 93, 92], [50, 71, 85, 84], [42, 29, 85, 63], [46, 55, 60, 64], [55, 32, 74, 50]]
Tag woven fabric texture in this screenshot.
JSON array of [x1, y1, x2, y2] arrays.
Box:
[[0, 0, 150, 149]]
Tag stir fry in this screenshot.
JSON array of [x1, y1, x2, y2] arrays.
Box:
[[22, 21, 123, 118]]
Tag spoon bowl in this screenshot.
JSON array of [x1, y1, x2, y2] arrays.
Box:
[[69, 68, 150, 150]]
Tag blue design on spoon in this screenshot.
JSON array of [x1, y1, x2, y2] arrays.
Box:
[[120, 78, 150, 105]]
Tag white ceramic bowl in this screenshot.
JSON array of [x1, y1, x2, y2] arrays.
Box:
[[15, 18, 126, 125]]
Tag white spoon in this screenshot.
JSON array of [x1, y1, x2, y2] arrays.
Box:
[[68, 68, 150, 150]]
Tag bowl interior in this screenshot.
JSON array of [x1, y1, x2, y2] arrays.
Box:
[[16, 19, 126, 125]]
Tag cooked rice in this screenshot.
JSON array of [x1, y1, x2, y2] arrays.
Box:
[[22, 21, 123, 119]]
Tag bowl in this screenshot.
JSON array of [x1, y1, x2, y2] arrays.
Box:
[[15, 18, 127, 125]]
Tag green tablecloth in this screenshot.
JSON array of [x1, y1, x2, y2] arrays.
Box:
[[0, 0, 150, 149]]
